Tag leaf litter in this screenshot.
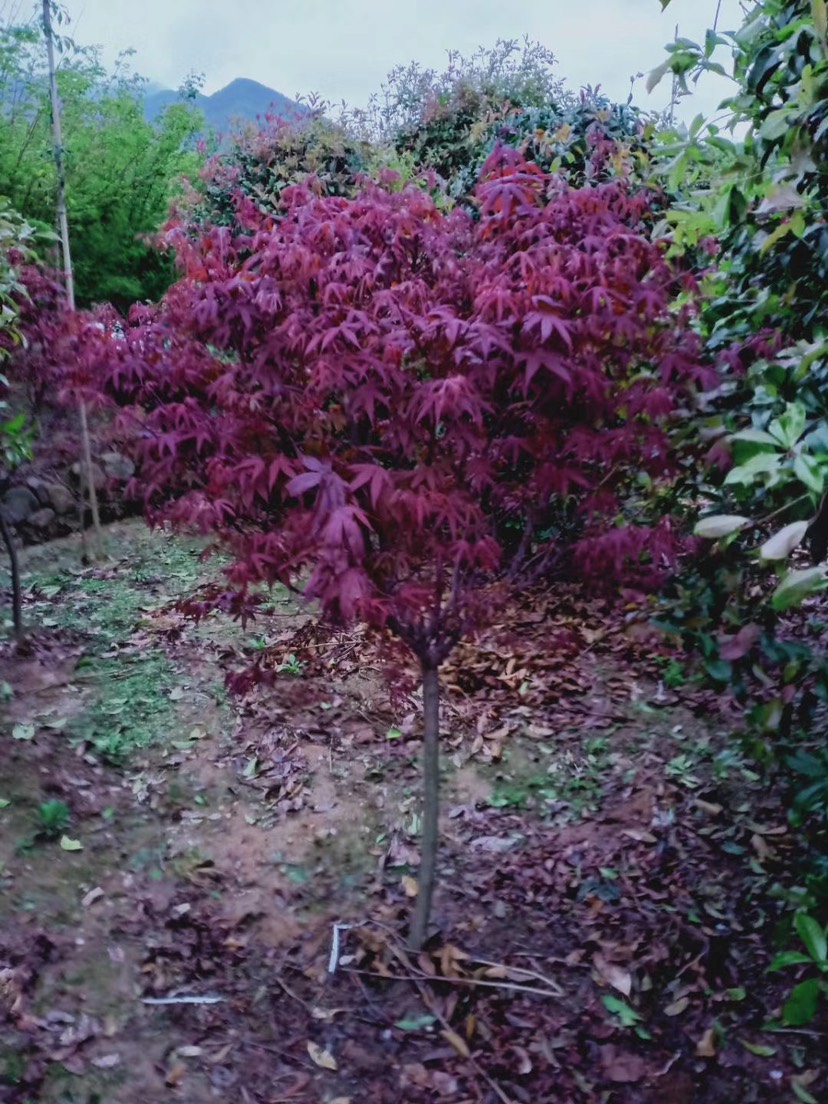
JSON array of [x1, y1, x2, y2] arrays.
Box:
[[0, 521, 824, 1103]]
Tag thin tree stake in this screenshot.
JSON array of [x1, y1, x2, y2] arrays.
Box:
[[42, 0, 102, 559]]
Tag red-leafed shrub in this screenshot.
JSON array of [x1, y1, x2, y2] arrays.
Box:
[[99, 147, 713, 943], [0, 256, 66, 407]]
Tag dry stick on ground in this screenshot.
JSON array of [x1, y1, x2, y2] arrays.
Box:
[[42, 0, 102, 560], [405, 967, 515, 1104], [346, 929, 518, 1104], [345, 966, 563, 1002], [361, 919, 566, 997]]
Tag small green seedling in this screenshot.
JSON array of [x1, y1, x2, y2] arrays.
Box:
[[277, 653, 304, 676], [769, 912, 828, 1026], [36, 800, 70, 839], [601, 994, 651, 1038]]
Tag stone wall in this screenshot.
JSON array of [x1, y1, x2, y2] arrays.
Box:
[[0, 451, 138, 545]]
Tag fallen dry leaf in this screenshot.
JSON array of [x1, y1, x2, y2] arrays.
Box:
[[751, 834, 773, 862], [441, 1028, 470, 1058], [620, 828, 657, 844], [696, 1027, 717, 1058], [695, 799, 723, 817], [431, 1070, 459, 1096], [209, 1043, 234, 1064], [599, 1044, 648, 1083], [165, 1063, 186, 1087], [511, 1045, 533, 1075], [307, 1040, 338, 1071], [91, 1054, 120, 1069], [401, 874, 418, 898], [594, 955, 632, 997]]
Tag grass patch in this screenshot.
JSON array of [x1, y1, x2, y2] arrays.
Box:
[[490, 736, 612, 819], [72, 651, 177, 762], [18, 522, 228, 764]]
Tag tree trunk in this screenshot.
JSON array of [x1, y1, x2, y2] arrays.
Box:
[[42, 0, 102, 559], [411, 659, 441, 949], [0, 510, 22, 639]]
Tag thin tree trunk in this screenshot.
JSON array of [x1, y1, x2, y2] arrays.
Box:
[[42, 0, 102, 559], [411, 660, 441, 949], [0, 510, 23, 639]]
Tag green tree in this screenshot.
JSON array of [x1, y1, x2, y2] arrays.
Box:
[[0, 13, 205, 308]]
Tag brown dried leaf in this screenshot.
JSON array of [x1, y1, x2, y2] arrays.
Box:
[[165, 1063, 186, 1087], [91, 1054, 121, 1069], [695, 799, 723, 817], [431, 1071, 459, 1096], [751, 834, 773, 862], [599, 1044, 648, 1083], [593, 955, 632, 997], [512, 1045, 533, 1075], [621, 829, 657, 844], [401, 875, 418, 898], [307, 1041, 337, 1071], [441, 1029, 470, 1058], [440, 943, 469, 977], [696, 1027, 717, 1058]]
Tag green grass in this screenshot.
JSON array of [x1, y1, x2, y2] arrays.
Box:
[[489, 736, 612, 818], [71, 652, 178, 762], [19, 523, 226, 764]]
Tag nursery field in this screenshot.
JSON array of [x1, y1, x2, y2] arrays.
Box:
[[3, 2, 828, 1100]]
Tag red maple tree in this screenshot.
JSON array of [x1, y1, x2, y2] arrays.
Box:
[[99, 148, 712, 943]]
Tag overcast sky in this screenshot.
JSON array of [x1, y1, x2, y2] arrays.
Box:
[[11, 0, 745, 122]]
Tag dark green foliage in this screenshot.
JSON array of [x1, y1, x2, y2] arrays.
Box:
[[186, 112, 370, 229], [649, 3, 828, 935], [395, 95, 650, 200], [357, 39, 654, 200], [715, 0, 828, 341]]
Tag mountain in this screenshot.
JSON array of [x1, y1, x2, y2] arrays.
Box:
[[143, 78, 309, 132]]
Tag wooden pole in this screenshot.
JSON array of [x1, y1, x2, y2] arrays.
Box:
[[42, 0, 102, 559], [410, 659, 441, 948], [0, 509, 23, 639]]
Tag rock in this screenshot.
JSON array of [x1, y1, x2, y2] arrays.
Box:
[[25, 507, 56, 530], [42, 482, 76, 516], [25, 477, 50, 505], [100, 451, 135, 482], [1, 486, 39, 523], [69, 461, 105, 491]]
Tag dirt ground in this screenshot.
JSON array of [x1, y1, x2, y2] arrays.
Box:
[[0, 522, 825, 1103]]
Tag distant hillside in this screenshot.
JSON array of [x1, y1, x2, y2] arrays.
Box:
[[144, 78, 309, 132]]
